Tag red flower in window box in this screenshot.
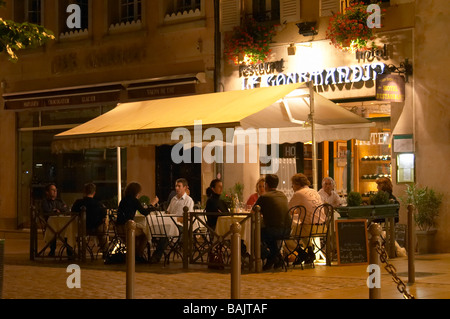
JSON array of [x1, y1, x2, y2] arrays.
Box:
[[224, 18, 277, 65], [326, 1, 384, 52]]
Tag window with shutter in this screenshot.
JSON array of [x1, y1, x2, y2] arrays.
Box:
[[320, 0, 340, 17], [220, 0, 241, 32], [280, 0, 300, 24]]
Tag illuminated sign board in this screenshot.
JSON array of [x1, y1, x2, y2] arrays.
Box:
[[376, 74, 406, 102], [241, 62, 386, 90]]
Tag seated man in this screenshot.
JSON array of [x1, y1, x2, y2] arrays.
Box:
[[150, 178, 194, 263], [41, 183, 70, 257], [318, 177, 342, 208], [71, 183, 108, 253], [253, 174, 290, 270]]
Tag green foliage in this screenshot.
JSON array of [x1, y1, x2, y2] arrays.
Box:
[[370, 190, 390, 205], [220, 182, 245, 209], [0, 18, 55, 62], [347, 191, 363, 207], [102, 196, 118, 210], [139, 195, 150, 206], [402, 184, 444, 231]]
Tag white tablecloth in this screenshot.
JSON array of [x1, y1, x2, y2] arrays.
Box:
[[215, 215, 252, 251], [43, 215, 78, 248], [134, 214, 181, 242]]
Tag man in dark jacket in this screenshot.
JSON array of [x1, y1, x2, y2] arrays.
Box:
[[72, 183, 108, 252], [254, 174, 290, 270]]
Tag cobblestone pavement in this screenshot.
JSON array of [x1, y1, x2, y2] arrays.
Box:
[[2, 238, 450, 300]]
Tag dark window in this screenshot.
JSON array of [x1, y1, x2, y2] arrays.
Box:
[[252, 0, 280, 23], [120, 0, 142, 23]]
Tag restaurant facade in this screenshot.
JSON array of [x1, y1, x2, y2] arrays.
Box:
[[0, 0, 217, 228], [217, 0, 449, 252], [0, 0, 448, 253]]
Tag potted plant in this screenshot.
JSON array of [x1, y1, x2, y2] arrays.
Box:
[[220, 182, 245, 213], [337, 191, 373, 218], [402, 184, 443, 254], [370, 190, 399, 218], [224, 17, 276, 65], [325, 1, 385, 52]]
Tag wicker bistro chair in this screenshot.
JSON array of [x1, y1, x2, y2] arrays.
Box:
[[307, 203, 335, 265], [146, 210, 183, 266], [282, 205, 316, 270]]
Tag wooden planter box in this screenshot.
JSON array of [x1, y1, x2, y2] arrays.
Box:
[[337, 204, 399, 219]]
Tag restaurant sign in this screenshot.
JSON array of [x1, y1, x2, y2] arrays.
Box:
[[376, 74, 405, 102], [241, 62, 386, 90], [4, 90, 121, 110]]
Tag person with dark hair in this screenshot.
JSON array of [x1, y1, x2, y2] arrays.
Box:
[[41, 183, 69, 257], [288, 173, 323, 224], [41, 183, 69, 218], [72, 183, 107, 231], [253, 174, 290, 270], [72, 183, 108, 252], [117, 182, 159, 263], [205, 179, 229, 228], [167, 178, 194, 218]]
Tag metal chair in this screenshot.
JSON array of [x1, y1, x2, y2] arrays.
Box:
[[103, 210, 127, 264], [146, 210, 182, 266], [308, 203, 335, 265], [282, 205, 315, 270]]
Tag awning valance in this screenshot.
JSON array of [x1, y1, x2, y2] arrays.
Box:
[[52, 82, 374, 152]]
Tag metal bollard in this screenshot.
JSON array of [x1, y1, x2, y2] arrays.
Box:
[[80, 207, 87, 262], [231, 222, 241, 299], [253, 205, 262, 273], [30, 206, 37, 261], [407, 204, 415, 284], [0, 239, 4, 299], [183, 206, 189, 270], [368, 223, 382, 299], [126, 220, 136, 299]]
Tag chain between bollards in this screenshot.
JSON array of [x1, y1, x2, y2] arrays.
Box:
[[126, 220, 136, 299], [231, 222, 241, 299]]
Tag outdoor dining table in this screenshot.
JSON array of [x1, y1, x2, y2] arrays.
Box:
[[215, 214, 252, 251], [134, 213, 181, 242], [42, 215, 79, 255]]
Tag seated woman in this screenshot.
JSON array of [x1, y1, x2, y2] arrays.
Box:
[[375, 177, 399, 204], [246, 177, 266, 207], [205, 179, 229, 229], [116, 182, 158, 263]]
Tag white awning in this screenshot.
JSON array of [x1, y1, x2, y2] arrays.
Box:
[[52, 82, 373, 152]]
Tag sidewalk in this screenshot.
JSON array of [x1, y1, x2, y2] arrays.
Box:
[[2, 234, 450, 300]]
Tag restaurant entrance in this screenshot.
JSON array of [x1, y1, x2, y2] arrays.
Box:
[[332, 100, 392, 200], [155, 145, 202, 208]]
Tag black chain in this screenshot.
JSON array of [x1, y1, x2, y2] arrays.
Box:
[[375, 240, 415, 299]]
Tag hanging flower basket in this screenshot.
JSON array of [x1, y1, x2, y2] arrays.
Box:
[[224, 18, 276, 65], [326, 1, 385, 52]]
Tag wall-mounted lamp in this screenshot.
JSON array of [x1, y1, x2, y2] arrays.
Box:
[[387, 58, 413, 82], [296, 22, 318, 37], [287, 43, 296, 56]]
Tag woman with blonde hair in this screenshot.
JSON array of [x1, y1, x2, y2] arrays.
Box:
[[246, 177, 266, 207]]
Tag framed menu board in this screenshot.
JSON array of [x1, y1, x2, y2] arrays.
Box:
[[335, 219, 369, 265]]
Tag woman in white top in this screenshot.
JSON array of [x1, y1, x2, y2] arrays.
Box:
[[318, 177, 342, 208]]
